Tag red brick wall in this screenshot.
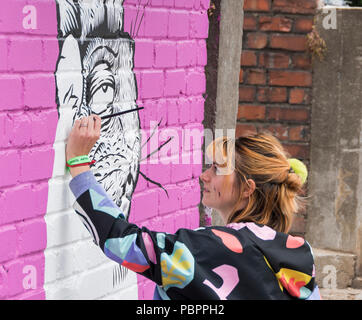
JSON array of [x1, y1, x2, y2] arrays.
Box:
[[238, 0, 318, 235]]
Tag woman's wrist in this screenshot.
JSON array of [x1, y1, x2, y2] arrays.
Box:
[[69, 165, 91, 178]]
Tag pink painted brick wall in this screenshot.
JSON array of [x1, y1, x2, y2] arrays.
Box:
[[0, 0, 57, 300], [124, 0, 209, 299], [0, 0, 209, 300]]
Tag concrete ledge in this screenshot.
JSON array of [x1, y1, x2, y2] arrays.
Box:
[[352, 277, 362, 289], [320, 288, 362, 300], [313, 248, 356, 289]]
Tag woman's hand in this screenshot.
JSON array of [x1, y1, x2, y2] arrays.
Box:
[[66, 115, 101, 177]]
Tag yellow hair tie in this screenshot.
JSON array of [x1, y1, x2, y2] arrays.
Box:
[[288, 158, 308, 184]]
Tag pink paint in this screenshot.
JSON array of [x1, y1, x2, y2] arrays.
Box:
[[1, 0, 207, 300], [0, 0, 57, 298]]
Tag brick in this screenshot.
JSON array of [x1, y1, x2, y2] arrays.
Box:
[[8, 38, 43, 72], [238, 105, 266, 120], [244, 0, 271, 12], [259, 16, 292, 32], [179, 179, 200, 209], [124, 6, 145, 37], [186, 70, 206, 95], [292, 54, 312, 70], [269, 70, 312, 87], [24, 0, 58, 36], [189, 11, 209, 39], [239, 86, 256, 102], [0, 75, 23, 111], [289, 88, 309, 104], [131, 189, 159, 222], [29, 109, 58, 145], [282, 143, 309, 159], [267, 107, 309, 122], [2, 259, 24, 298], [259, 52, 290, 69], [263, 125, 289, 141], [186, 207, 200, 230], [155, 41, 177, 68], [158, 185, 181, 215], [24, 74, 57, 109], [171, 162, 193, 183], [167, 99, 179, 125], [17, 219, 47, 255], [135, 40, 154, 68], [165, 69, 186, 96], [41, 38, 59, 72], [243, 15, 257, 30], [20, 146, 55, 183], [147, 163, 171, 187], [270, 35, 307, 52], [289, 126, 309, 141], [247, 69, 266, 85], [143, 100, 158, 129], [0, 0, 27, 33], [177, 41, 197, 67], [175, 0, 194, 9], [257, 87, 287, 103], [174, 210, 187, 231], [246, 33, 268, 49], [5, 112, 32, 147], [197, 40, 207, 66], [0, 183, 48, 225], [200, 0, 210, 9], [0, 37, 8, 71], [168, 10, 189, 38], [294, 18, 314, 33], [239, 69, 244, 84], [145, 8, 169, 37], [273, 0, 317, 15], [236, 123, 257, 137], [240, 50, 257, 67], [178, 97, 191, 124], [0, 114, 9, 148], [0, 226, 17, 263], [190, 96, 204, 123], [140, 70, 164, 99], [0, 150, 20, 188], [156, 99, 168, 126]]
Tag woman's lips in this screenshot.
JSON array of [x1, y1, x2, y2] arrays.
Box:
[[203, 188, 210, 193]]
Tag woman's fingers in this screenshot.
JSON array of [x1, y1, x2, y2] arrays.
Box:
[[93, 115, 101, 139], [80, 116, 89, 132]]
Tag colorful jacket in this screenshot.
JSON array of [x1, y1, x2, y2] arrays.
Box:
[[69, 171, 321, 300]]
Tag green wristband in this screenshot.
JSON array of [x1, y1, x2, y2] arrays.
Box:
[[67, 155, 91, 166]]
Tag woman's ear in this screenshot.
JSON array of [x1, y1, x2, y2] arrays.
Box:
[[242, 179, 256, 198]]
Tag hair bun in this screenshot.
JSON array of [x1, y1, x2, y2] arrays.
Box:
[[288, 158, 308, 184]]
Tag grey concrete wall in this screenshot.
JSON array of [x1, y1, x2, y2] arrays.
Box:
[[306, 8, 362, 276], [211, 0, 244, 226]]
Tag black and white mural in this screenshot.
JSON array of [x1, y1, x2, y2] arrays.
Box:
[[44, 0, 145, 298], [55, 0, 141, 219]]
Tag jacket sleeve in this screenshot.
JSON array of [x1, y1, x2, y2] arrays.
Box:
[[69, 170, 197, 288]]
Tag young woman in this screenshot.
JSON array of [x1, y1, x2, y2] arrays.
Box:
[[66, 115, 321, 300]]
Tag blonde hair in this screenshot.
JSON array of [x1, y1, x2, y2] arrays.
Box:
[[206, 132, 306, 233]]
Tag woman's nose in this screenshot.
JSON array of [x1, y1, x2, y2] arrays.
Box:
[[200, 168, 211, 182]]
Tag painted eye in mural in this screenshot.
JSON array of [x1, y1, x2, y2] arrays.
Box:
[[87, 63, 115, 115], [91, 82, 115, 109]]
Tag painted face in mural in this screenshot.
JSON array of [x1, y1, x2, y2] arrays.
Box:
[[55, 0, 140, 219]]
